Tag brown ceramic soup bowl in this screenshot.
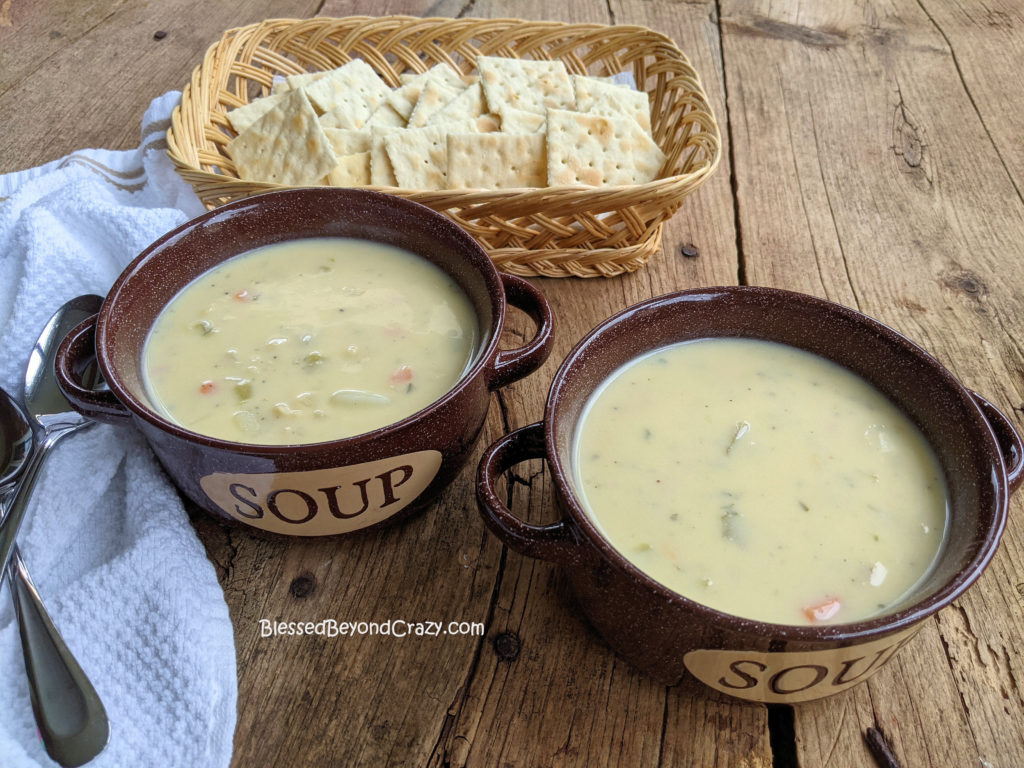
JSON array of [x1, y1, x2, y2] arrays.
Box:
[[56, 188, 553, 537], [476, 286, 1022, 703]]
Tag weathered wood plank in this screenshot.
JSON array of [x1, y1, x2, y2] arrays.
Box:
[[720, 1, 1024, 766], [907, 6, 1024, 754], [665, 678, 773, 768], [0, 0, 134, 93], [0, 0, 324, 170], [321, 0, 468, 18], [916, 0, 1024, 201]]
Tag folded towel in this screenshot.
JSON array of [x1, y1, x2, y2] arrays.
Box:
[[0, 92, 236, 768]]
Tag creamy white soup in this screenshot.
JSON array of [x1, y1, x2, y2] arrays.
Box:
[[572, 338, 948, 626], [143, 237, 478, 445]]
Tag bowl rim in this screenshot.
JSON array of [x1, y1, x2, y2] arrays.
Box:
[[544, 285, 1010, 643], [95, 187, 509, 454]]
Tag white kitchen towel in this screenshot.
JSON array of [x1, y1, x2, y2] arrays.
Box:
[[0, 92, 236, 767]]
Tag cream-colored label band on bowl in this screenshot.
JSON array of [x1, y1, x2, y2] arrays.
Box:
[[683, 625, 920, 703], [199, 450, 443, 536]]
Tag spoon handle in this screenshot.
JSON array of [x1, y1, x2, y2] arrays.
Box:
[[7, 547, 110, 767], [0, 421, 108, 765], [0, 422, 88, 582]]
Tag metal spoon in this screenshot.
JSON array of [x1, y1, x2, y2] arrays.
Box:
[[0, 385, 108, 768], [0, 295, 109, 766]]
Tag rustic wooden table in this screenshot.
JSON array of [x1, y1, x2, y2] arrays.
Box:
[[4, 1, 1023, 766]]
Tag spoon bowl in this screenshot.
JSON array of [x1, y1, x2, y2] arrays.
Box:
[[0, 388, 32, 488]]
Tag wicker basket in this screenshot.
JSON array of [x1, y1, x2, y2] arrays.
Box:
[[167, 16, 721, 278]]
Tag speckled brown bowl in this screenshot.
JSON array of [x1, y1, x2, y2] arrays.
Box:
[[476, 286, 1022, 702], [56, 188, 553, 537]]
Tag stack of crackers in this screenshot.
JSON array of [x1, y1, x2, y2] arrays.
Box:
[[225, 56, 665, 191]]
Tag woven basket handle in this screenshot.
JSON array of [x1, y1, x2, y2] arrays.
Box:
[[488, 274, 554, 391]]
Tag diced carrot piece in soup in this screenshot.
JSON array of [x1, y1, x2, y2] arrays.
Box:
[[390, 365, 414, 385], [803, 597, 842, 622]]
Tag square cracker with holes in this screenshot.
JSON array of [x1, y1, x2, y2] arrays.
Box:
[[222, 55, 665, 192], [388, 63, 466, 119], [384, 125, 452, 189], [226, 89, 338, 186], [326, 151, 371, 186], [573, 75, 652, 134], [407, 78, 465, 128], [369, 127, 402, 186], [226, 93, 285, 135], [307, 60, 391, 128], [272, 70, 328, 94], [477, 56, 575, 115], [427, 83, 486, 126], [385, 120, 475, 188], [498, 105, 546, 134], [545, 108, 665, 187], [447, 133, 546, 189], [322, 127, 371, 156], [365, 103, 407, 128]]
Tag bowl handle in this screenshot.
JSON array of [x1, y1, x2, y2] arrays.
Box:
[[970, 390, 1024, 494], [476, 421, 584, 565], [488, 274, 554, 391], [56, 316, 133, 425]]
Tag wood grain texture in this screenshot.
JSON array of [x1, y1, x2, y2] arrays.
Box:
[[719, 0, 1024, 765], [905, 7, 1024, 754], [916, 0, 1024, 200], [0, 0, 324, 170]]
